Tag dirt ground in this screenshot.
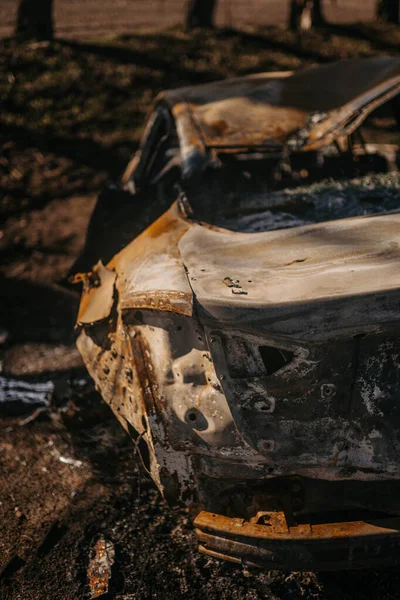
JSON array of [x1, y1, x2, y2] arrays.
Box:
[[1, 18, 400, 600]]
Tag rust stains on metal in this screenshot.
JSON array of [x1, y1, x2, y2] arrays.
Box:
[[87, 535, 115, 598], [121, 291, 193, 316], [125, 57, 400, 184], [195, 510, 400, 541], [171, 102, 208, 177], [76, 261, 117, 327], [155, 57, 400, 174], [75, 204, 194, 328], [288, 78, 400, 152], [110, 203, 194, 317], [194, 510, 400, 570]]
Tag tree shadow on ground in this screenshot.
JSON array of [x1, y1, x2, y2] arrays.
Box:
[[218, 26, 333, 63], [324, 21, 400, 52], [1, 121, 126, 177], [0, 274, 79, 344], [58, 38, 220, 86], [221, 21, 400, 66]]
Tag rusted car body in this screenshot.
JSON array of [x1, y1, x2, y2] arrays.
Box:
[[74, 57, 400, 570]]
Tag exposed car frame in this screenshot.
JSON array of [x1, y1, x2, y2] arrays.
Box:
[[73, 57, 400, 570]]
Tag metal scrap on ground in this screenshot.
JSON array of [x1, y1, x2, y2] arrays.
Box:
[[0, 376, 53, 411], [87, 535, 115, 598]]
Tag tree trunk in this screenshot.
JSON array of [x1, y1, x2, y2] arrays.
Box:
[[378, 0, 400, 23], [16, 0, 54, 41], [312, 0, 325, 25], [186, 0, 216, 29], [289, 0, 326, 31]]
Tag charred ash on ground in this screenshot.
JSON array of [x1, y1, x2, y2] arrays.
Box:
[[1, 16, 400, 600]]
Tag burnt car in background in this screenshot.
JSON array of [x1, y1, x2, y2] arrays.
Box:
[[72, 57, 400, 570]]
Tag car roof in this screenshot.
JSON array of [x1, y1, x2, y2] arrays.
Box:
[[127, 57, 400, 182]]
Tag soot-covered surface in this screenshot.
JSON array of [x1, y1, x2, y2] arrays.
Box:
[[218, 172, 400, 233]]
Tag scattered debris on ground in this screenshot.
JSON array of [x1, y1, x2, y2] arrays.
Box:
[[0, 377, 53, 412], [87, 535, 115, 598]]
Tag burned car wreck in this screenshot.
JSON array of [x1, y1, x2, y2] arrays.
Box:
[[73, 57, 400, 570]]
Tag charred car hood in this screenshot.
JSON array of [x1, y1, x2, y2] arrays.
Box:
[[77, 201, 400, 337], [178, 210, 400, 341], [77, 200, 400, 480]]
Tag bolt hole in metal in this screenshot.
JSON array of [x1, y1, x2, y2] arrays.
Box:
[[258, 439, 275, 453], [184, 408, 208, 431], [321, 383, 336, 399]]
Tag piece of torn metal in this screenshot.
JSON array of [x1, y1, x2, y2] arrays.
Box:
[[76, 261, 117, 327], [87, 535, 115, 599], [194, 510, 400, 571]]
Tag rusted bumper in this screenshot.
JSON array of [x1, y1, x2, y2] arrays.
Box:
[[194, 511, 400, 571]]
